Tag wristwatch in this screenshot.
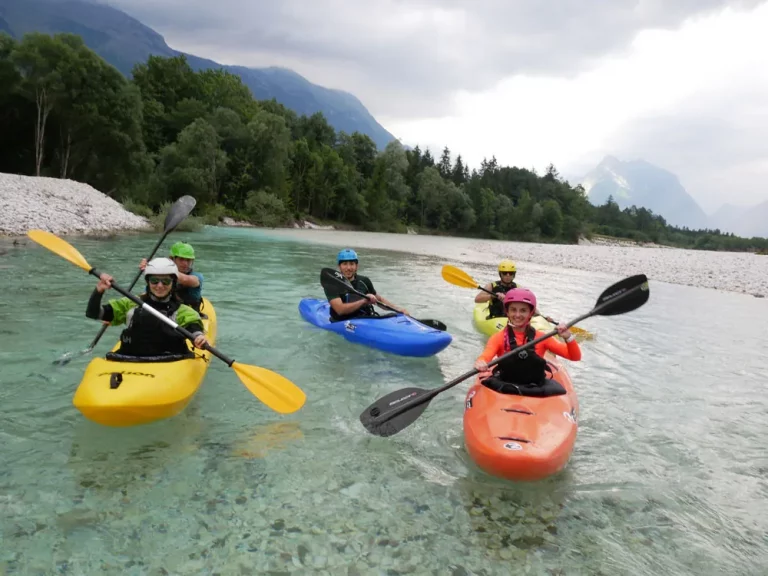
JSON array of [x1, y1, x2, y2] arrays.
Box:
[[564, 334, 575, 343]]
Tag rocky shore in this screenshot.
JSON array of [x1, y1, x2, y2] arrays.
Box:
[[263, 228, 768, 299], [0, 172, 150, 236]]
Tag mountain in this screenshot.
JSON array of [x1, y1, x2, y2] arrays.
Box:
[[0, 0, 397, 149], [580, 155, 710, 229], [710, 202, 768, 238]]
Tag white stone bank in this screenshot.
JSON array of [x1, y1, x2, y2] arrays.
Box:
[[0, 172, 150, 236]]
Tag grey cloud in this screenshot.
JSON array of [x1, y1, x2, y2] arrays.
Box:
[[96, 0, 763, 117]]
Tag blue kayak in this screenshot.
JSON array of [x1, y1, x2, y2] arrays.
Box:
[[298, 298, 453, 357]]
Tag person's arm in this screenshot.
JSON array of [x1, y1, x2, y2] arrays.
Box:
[[376, 295, 409, 316], [360, 276, 408, 315], [328, 295, 376, 316], [474, 331, 505, 370], [540, 330, 581, 361], [86, 288, 114, 323], [474, 283, 496, 303], [177, 271, 201, 288], [177, 306, 207, 348], [85, 273, 126, 324]]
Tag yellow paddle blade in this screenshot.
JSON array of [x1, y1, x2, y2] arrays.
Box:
[[232, 362, 306, 414], [441, 264, 480, 289], [27, 230, 92, 272], [571, 325, 595, 340]]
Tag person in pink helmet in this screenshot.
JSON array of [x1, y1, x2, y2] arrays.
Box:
[[474, 288, 581, 389]]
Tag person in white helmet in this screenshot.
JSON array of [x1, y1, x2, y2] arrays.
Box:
[[85, 257, 208, 357]]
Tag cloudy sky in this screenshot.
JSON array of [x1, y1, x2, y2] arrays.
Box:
[[101, 0, 768, 213]]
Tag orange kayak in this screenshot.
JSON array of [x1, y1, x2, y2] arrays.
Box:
[[463, 354, 579, 481]]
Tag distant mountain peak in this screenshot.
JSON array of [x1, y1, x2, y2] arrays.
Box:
[[580, 156, 709, 229], [596, 154, 622, 170], [1, 0, 397, 149]]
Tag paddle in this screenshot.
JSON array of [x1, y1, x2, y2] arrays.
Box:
[[441, 264, 594, 340], [319, 267, 448, 331], [54, 195, 198, 365], [28, 230, 306, 415], [359, 273, 650, 437]]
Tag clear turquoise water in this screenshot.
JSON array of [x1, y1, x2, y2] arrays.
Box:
[[1, 227, 767, 575]]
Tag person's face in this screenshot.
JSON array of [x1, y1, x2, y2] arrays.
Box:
[[506, 302, 533, 328], [173, 256, 193, 273], [499, 271, 516, 284], [339, 260, 358, 279], [147, 275, 173, 298]]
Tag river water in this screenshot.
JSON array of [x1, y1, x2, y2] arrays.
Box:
[[1, 227, 766, 575]]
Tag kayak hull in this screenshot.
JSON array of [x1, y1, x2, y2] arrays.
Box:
[[463, 354, 579, 482], [73, 297, 217, 427], [299, 298, 452, 357], [472, 301, 509, 336]]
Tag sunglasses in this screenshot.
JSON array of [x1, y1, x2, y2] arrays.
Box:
[[147, 276, 173, 286], [500, 271, 516, 276]]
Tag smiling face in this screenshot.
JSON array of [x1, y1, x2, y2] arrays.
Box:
[[505, 301, 533, 329], [338, 260, 358, 279], [146, 274, 174, 298]]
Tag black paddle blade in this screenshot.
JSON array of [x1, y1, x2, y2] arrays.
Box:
[[320, 267, 353, 291], [360, 387, 432, 437], [595, 274, 650, 316], [416, 319, 447, 331], [165, 195, 197, 231]]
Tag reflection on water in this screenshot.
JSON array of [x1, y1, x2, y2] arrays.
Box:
[[0, 226, 766, 575]]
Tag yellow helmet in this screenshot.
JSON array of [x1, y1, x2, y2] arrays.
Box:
[[498, 259, 517, 273]]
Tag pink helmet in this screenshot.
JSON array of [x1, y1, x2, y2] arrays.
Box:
[[503, 287, 537, 311]]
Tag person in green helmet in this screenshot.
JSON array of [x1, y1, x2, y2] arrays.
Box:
[[140, 241, 204, 312]]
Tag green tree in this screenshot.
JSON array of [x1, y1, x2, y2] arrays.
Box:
[[438, 146, 452, 179], [154, 118, 227, 206], [540, 199, 564, 237], [11, 33, 71, 175]]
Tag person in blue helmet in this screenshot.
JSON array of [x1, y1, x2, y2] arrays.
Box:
[[324, 248, 409, 322]]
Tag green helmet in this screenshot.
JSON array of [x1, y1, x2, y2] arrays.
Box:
[[170, 241, 195, 259]]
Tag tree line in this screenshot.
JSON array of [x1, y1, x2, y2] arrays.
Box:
[[1, 32, 766, 252]]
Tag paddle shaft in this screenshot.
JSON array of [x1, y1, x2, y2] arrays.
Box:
[[87, 233, 170, 349], [338, 279, 405, 316], [371, 282, 645, 425], [89, 268, 236, 367]]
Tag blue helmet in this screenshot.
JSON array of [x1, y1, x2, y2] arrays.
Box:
[[337, 248, 359, 263]]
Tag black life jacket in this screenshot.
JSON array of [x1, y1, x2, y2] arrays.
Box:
[[116, 295, 190, 357], [331, 275, 377, 321], [492, 325, 547, 386], [487, 280, 517, 318]]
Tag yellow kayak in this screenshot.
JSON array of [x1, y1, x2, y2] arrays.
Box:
[[73, 298, 218, 427], [472, 301, 556, 337]]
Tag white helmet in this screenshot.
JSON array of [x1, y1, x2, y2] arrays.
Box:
[[144, 257, 178, 278]]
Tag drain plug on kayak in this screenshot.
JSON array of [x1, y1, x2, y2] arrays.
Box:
[[110, 372, 123, 390]]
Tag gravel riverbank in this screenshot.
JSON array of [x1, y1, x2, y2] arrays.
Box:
[[0, 172, 150, 237], [262, 228, 768, 298]]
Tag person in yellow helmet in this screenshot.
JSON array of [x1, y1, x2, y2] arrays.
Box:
[[474, 260, 519, 318]]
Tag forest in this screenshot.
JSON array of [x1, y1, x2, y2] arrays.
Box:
[[2, 32, 766, 253]]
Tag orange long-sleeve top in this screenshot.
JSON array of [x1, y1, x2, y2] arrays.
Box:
[[478, 328, 582, 364]]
